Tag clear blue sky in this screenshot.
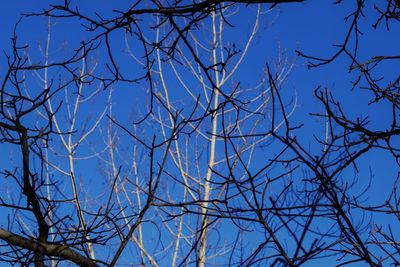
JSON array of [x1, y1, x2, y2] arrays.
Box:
[[0, 1, 398, 266]]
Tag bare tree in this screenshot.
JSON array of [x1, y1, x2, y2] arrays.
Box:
[[0, 0, 399, 266]]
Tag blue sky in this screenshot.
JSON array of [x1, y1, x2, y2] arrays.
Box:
[[0, 1, 399, 266]]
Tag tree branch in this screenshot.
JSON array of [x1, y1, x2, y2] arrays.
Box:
[[0, 228, 99, 267]]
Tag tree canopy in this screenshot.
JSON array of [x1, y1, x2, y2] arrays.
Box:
[[0, 0, 399, 266]]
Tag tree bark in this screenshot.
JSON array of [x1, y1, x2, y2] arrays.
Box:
[[0, 228, 99, 267]]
